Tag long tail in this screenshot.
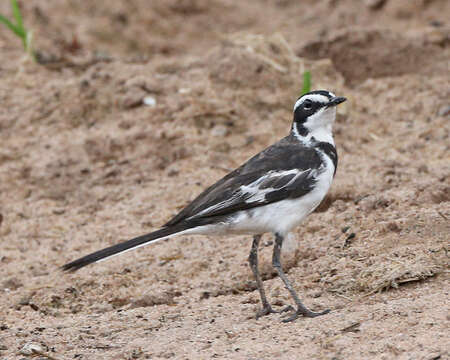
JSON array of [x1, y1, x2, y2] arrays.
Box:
[[61, 222, 193, 272]]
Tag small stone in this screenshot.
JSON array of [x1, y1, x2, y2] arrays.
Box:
[[143, 96, 157, 107], [214, 142, 231, 153], [130, 291, 176, 308], [167, 169, 179, 177], [417, 164, 428, 173], [437, 105, 450, 117], [20, 342, 43, 355], [364, 0, 387, 10], [18, 296, 31, 305], [424, 28, 448, 46], [386, 221, 401, 233], [91, 303, 113, 314], [211, 124, 229, 137], [52, 208, 65, 215], [121, 88, 146, 109], [429, 20, 443, 27], [122, 96, 143, 109], [178, 87, 191, 94], [2, 277, 23, 291]]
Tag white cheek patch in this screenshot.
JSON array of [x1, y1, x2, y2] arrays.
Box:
[[303, 107, 336, 131], [303, 107, 326, 127], [295, 107, 336, 145]]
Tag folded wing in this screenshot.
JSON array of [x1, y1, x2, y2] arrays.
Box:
[[165, 137, 324, 226]]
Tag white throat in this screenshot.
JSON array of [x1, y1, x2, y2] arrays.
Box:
[[308, 124, 335, 145], [292, 107, 336, 146]]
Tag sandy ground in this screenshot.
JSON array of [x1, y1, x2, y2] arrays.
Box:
[[0, 0, 449, 359]]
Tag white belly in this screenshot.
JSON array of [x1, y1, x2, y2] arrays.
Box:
[[191, 154, 335, 237]]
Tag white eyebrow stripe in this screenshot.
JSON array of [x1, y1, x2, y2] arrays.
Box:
[[293, 94, 331, 112]]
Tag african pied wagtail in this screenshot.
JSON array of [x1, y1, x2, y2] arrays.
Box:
[[62, 90, 346, 322]]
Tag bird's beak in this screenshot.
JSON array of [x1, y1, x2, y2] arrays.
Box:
[[326, 96, 346, 108]]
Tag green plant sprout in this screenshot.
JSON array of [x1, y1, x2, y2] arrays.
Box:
[[0, 0, 35, 61], [301, 71, 311, 95]]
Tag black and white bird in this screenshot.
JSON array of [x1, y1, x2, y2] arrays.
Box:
[[62, 90, 346, 322]]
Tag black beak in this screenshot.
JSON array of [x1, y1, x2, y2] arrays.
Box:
[[326, 96, 346, 108]]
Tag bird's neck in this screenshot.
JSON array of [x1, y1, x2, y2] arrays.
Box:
[[291, 122, 335, 146]]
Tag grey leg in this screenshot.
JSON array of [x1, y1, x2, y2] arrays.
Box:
[[248, 234, 278, 318], [272, 233, 330, 322]]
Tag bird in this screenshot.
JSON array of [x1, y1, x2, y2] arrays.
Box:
[[62, 89, 346, 322]]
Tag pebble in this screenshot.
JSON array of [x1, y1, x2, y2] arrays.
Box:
[[437, 105, 450, 117], [211, 124, 229, 137], [91, 303, 113, 314], [18, 296, 31, 305], [143, 96, 157, 107], [424, 28, 448, 46], [214, 142, 231, 153], [364, 0, 387, 10], [178, 87, 191, 94], [52, 208, 65, 215], [19, 342, 43, 355]]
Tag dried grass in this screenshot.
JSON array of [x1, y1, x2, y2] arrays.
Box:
[[225, 32, 303, 74], [325, 245, 448, 296], [356, 249, 447, 294]]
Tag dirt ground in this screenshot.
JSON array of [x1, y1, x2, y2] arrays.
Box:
[[0, 1, 449, 359]]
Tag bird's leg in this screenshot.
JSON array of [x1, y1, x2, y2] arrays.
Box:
[[272, 233, 330, 322], [248, 234, 279, 318]]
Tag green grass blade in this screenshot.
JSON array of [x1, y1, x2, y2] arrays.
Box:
[[301, 71, 311, 95], [11, 0, 27, 49], [11, 0, 24, 31], [0, 14, 24, 37], [0, 1, 33, 59]]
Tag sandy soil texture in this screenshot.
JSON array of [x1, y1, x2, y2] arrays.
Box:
[[0, 0, 449, 359]]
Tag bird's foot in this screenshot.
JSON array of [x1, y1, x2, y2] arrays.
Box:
[[281, 307, 330, 323], [256, 305, 278, 319], [256, 304, 294, 319]]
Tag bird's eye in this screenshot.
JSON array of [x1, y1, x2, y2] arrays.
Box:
[[303, 100, 313, 110]]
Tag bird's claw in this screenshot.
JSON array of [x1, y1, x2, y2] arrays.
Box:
[[255, 304, 295, 319], [256, 305, 279, 319], [281, 307, 330, 323]]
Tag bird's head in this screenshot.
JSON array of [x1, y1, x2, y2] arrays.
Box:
[[292, 90, 346, 142]]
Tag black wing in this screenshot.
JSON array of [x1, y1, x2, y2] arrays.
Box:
[[165, 135, 325, 226]]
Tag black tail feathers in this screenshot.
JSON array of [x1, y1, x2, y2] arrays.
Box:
[[61, 223, 191, 272]]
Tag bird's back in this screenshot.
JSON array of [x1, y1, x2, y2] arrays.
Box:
[[165, 134, 329, 228]]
